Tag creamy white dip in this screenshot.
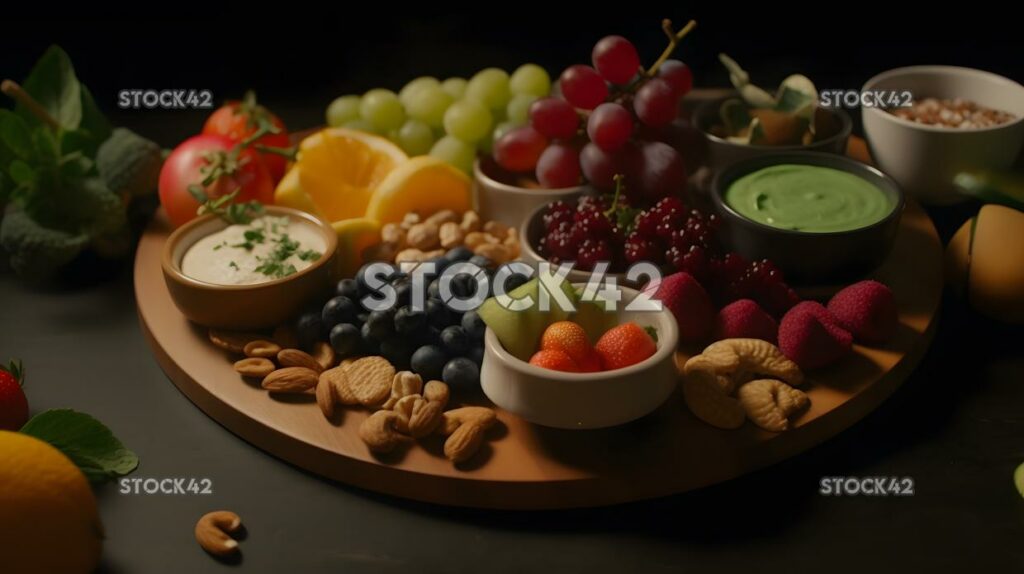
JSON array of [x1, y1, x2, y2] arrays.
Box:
[[182, 216, 326, 285]]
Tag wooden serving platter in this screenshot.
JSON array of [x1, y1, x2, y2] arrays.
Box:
[[134, 184, 943, 508]]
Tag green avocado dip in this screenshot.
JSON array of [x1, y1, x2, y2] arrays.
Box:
[[725, 164, 894, 233]]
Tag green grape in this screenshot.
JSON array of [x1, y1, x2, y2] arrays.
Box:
[[509, 63, 551, 97], [443, 99, 493, 143], [430, 136, 476, 174], [395, 119, 434, 156], [406, 85, 453, 129], [492, 120, 518, 143], [441, 77, 468, 99], [342, 118, 379, 134], [360, 89, 405, 131], [465, 68, 510, 111], [326, 95, 362, 127], [506, 94, 537, 125], [398, 76, 440, 107]]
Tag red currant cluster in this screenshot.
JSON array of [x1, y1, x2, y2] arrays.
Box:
[[539, 195, 801, 317], [493, 21, 695, 202]]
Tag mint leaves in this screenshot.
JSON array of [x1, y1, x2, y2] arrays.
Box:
[[20, 409, 139, 484], [0, 45, 162, 280]]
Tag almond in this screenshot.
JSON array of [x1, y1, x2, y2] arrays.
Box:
[[244, 339, 281, 358], [277, 348, 323, 373], [261, 367, 318, 393]]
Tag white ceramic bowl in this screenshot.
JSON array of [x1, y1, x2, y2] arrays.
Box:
[[480, 285, 679, 429], [473, 157, 583, 229], [862, 66, 1024, 205]]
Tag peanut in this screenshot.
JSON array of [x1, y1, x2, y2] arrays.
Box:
[[406, 222, 440, 250], [381, 223, 406, 248], [233, 357, 275, 378], [459, 211, 481, 233], [426, 209, 458, 226], [483, 220, 509, 238], [464, 231, 497, 250], [244, 339, 280, 358], [473, 243, 511, 264], [439, 222, 465, 249]]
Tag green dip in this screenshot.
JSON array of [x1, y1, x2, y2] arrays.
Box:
[[725, 164, 894, 233]]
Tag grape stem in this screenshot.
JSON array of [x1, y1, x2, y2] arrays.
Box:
[[646, 19, 697, 77]]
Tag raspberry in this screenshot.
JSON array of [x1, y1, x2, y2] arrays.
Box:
[[577, 239, 612, 271]]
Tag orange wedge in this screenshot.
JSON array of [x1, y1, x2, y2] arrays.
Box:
[[364, 156, 472, 224], [275, 128, 407, 222]]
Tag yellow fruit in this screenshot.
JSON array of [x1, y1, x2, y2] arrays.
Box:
[[333, 217, 382, 277], [275, 128, 407, 223], [0, 431, 103, 574], [364, 156, 472, 224], [945, 204, 1024, 323]]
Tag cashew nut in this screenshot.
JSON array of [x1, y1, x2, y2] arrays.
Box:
[[195, 511, 242, 557], [358, 410, 411, 453], [736, 379, 810, 432]]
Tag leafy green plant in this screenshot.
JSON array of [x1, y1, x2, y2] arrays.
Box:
[[20, 409, 139, 483], [0, 45, 163, 280]]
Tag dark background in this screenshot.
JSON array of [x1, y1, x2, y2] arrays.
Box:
[[1, 13, 1023, 573], [2, 13, 1021, 146]]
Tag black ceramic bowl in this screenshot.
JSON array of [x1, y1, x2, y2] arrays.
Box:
[[694, 96, 852, 172], [711, 152, 904, 284]]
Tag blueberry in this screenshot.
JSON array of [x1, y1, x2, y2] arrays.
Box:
[[417, 326, 443, 347], [365, 309, 396, 341], [425, 299, 451, 329], [295, 311, 323, 350], [440, 325, 470, 355], [444, 245, 473, 263], [411, 345, 447, 381], [467, 345, 485, 366], [461, 310, 486, 341], [380, 338, 413, 370], [503, 272, 530, 292], [393, 279, 413, 306], [394, 305, 426, 335], [335, 278, 360, 300], [451, 273, 478, 298], [427, 279, 442, 301], [359, 323, 381, 354], [322, 296, 358, 329], [356, 262, 396, 295], [329, 323, 360, 357], [468, 254, 494, 269], [355, 312, 369, 326], [443, 357, 480, 390]]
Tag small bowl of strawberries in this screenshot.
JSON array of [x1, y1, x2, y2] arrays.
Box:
[[478, 282, 679, 429]]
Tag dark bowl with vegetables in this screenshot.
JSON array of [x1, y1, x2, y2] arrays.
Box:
[[695, 96, 852, 173], [161, 206, 338, 330], [711, 152, 903, 284]]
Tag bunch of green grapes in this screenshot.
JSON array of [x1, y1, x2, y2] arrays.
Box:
[[325, 64, 551, 173]]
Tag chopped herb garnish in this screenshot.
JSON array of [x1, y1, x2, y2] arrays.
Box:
[[229, 261, 239, 270], [297, 250, 321, 262], [191, 188, 265, 225]]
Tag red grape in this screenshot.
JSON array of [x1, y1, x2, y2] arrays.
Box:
[[657, 60, 694, 99], [536, 143, 581, 189], [494, 126, 548, 172], [586, 103, 633, 152], [558, 65, 608, 110], [529, 98, 579, 140], [636, 141, 686, 200], [634, 78, 678, 127], [579, 142, 620, 190], [592, 35, 640, 85]]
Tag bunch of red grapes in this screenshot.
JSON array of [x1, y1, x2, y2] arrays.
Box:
[[539, 195, 800, 317], [493, 33, 693, 200]]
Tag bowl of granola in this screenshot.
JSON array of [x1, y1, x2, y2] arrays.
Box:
[[862, 66, 1024, 204]]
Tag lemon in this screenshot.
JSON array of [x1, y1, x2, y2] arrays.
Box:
[[333, 217, 382, 277], [0, 431, 103, 574], [275, 128, 407, 224], [364, 156, 472, 224]]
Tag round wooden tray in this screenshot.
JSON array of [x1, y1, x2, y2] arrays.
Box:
[[135, 176, 943, 510]]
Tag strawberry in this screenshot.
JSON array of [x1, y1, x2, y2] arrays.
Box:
[[652, 271, 715, 343], [594, 322, 658, 371], [0, 359, 28, 431], [540, 321, 594, 366], [529, 349, 580, 372]]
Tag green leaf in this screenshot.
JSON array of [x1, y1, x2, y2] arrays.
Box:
[[20, 409, 139, 483], [17, 45, 83, 131], [8, 160, 36, 186], [79, 85, 112, 144], [0, 110, 33, 160]]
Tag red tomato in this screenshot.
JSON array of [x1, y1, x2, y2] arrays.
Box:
[[158, 134, 273, 228], [202, 95, 290, 183]]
